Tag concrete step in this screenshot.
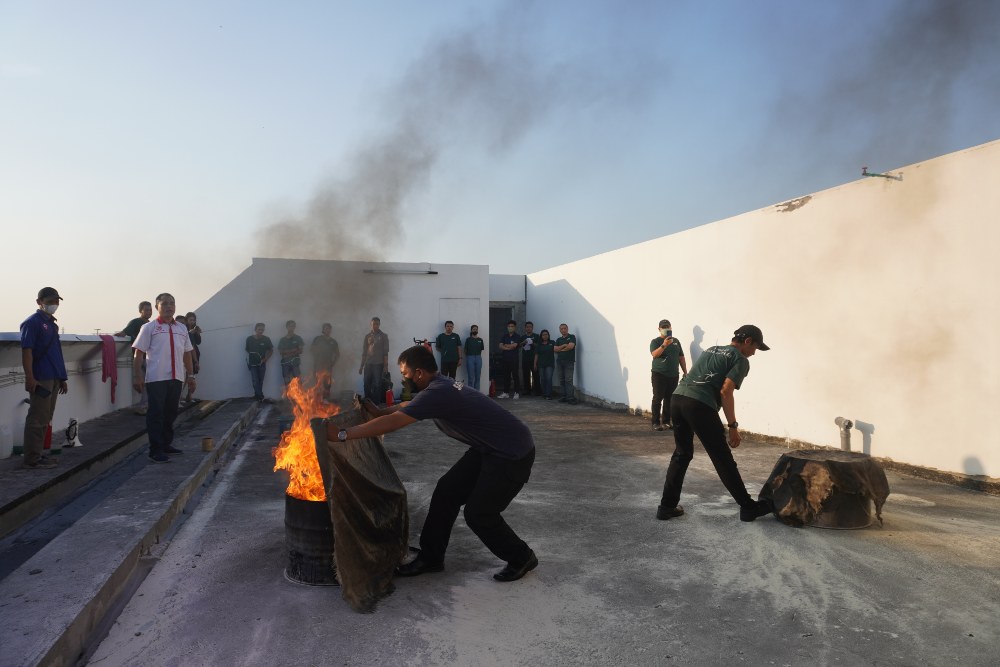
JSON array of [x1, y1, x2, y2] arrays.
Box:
[[0, 399, 260, 667]]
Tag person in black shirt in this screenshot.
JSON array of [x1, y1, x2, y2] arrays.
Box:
[[330, 344, 538, 583]]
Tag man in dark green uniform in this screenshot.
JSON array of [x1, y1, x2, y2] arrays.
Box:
[[245, 323, 273, 401], [278, 320, 305, 387], [657, 324, 773, 523], [554, 323, 577, 404], [115, 300, 152, 414], [435, 320, 463, 379], [650, 319, 687, 431]]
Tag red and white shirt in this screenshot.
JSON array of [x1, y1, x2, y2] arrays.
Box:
[[132, 318, 193, 383]]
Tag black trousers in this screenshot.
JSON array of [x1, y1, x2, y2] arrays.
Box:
[[650, 372, 679, 425], [419, 447, 535, 566], [659, 395, 753, 509], [146, 379, 183, 456], [441, 360, 458, 379], [521, 355, 538, 395], [501, 357, 519, 393]]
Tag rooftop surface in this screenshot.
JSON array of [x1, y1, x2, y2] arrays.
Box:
[[2, 397, 999, 666]]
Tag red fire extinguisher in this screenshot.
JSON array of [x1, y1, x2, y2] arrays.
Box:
[[385, 388, 394, 406], [489, 379, 496, 398], [43, 423, 52, 450]]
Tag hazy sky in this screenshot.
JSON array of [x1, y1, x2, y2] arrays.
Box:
[[3, 0, 998, 335]]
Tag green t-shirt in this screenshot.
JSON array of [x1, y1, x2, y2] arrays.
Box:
[[555, 333, 577, 363], [521, 332, 541, 360], [245, 335, 274, 366], [121, 317, 148, 342], [311, 335, 339, 366], [673, 344, 750, 410], [650, 336, 685, 377], [464, 336, 485, 357], [278, 334, 304, 363], [535, 341, 555, 368], [436, 332, 462, 363]]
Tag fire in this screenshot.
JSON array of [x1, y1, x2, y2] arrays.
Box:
[[272, 374, 339, 501]]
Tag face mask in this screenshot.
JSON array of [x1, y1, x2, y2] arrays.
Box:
[[44, 304, 59, 315], [660, 328, 671, 337], [402, 377, 417, 394]]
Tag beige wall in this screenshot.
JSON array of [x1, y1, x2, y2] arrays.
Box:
[[528, 140, 1000, 478]]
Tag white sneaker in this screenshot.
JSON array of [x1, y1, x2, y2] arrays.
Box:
[[513, 392, 520, 400], [498, 392, 510, 399]]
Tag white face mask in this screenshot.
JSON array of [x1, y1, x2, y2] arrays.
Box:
[[660, 328, 671, 337], [44, 304, 59, 315]]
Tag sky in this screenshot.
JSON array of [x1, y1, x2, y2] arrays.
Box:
[[2, 0, 999, 335]]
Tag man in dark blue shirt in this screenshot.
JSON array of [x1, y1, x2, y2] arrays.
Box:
[[20, 287, 69, 469], [330, 344, 538, 582], [498, 319, 522, 399]]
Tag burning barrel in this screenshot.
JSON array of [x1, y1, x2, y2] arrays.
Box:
[[272, 380, 341, 586], [284, 493, 338, 586]]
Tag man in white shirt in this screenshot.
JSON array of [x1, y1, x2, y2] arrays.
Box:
[[132, 293, 196, 463]]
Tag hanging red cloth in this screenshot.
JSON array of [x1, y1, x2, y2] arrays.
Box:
[[99, 334, 118, 403]]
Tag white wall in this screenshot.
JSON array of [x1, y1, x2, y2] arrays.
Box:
[[528, 140, 1000, 478], [490, 274, 526, 302], [193, 259, 491, 401], [0, 336, 134, 455]]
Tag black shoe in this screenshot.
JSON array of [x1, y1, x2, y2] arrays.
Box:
[[164, 446, 183, 454], [395, 556, 444, 577], [493, 551, 538, 582], [148, 453, 170, 463], [567, 398, 578, 405], [558, 397, 568, 403], [656, 505, 685, 520], [740, 499, 774, 522], [652, 423, 663, 431]]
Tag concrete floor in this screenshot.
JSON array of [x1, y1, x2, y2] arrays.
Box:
[[84, 398, 1000, 667]]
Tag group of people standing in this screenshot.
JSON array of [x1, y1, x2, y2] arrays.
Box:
[[498, 320, 577, 402], [244, 320, 341, 401]]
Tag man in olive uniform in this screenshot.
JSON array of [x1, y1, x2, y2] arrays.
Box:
[[656, 325, 773, 523], [435, 320, 463, 379], [650, 319, 687, 431]]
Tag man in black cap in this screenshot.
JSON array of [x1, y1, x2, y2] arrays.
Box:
[[649, 318, 687, 431], [656, 324, 773, 522], [20, 287, 69, 469]]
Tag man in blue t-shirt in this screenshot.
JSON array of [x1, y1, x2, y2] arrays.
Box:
[[20, 287, 69, 469], [330, 344, 538, 583], [656, 325, 774, 523]]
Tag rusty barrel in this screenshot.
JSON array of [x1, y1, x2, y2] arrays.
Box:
[[284, 494, 338, 586]]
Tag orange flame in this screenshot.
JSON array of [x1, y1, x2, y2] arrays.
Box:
[[272, 374, 339, 501]]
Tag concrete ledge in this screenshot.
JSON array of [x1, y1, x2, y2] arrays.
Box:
[[0, 399, 260, 667]]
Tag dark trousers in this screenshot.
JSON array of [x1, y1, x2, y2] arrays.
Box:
[[659, 395, 754, 509], [363, 363, 384, 403], [501, 357, 519, 394], [146, 380, 183, 456], [280, 358, 301, 386], [650, 372, 679, 425], [441, 360, 458, 379], [419, 447, 535, 566], [249, 364, 266, 400], [521, 355, 538, 395]]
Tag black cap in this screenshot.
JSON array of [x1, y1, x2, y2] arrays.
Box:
[[658, 319, 671, 328], [733, 324, 769, 351], [37, 287, 63, 301]]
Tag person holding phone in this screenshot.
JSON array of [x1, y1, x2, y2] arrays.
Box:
[[20, 287, 69, 470]]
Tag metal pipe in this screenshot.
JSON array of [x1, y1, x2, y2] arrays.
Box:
[[834, 416, 853, 452]]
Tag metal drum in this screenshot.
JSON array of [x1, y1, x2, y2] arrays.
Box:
[[284, 494, 338, 586]]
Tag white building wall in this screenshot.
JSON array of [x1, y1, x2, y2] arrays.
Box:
[[528, 140, 1000, 478], [194, 259, 490, 401], [0, 336, 134, 455]]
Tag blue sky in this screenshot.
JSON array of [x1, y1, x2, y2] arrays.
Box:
[[3, 0, 998, 334]]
